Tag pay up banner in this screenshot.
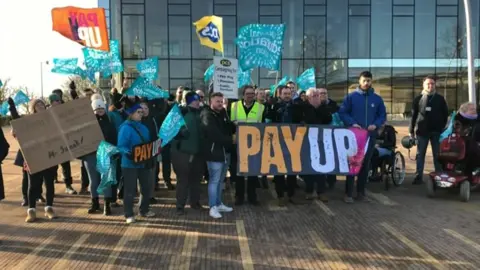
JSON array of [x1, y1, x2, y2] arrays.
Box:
[[236, 124, 370, 176], [11, 98, 104, 174], [213, 56, 238, 99], [132, 139, 162, 164]]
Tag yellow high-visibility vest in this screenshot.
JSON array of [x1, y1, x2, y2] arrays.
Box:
[[230, 101, 264, 123]]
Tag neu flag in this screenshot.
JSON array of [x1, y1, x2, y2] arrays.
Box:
[[51, 58, 79, 75], [13, 91, 30, 106], [238, 69, 251, 88], [83, 40, 123, 76], [125, 77, 169, 99], [296, 68, 316, 91], [51, 6, 109, 51], [204, 64, 215, 83], [193, 15, 224, 54], [136, 57, 159, 80], [235, 24, 285, 71], [0, 80, 3, 88], [159, 104, 185, 147], [0, 102, 8, 116], [96, 141, 120, 195]]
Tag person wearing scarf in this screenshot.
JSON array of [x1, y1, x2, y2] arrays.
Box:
[[409, 76, 448, 185]]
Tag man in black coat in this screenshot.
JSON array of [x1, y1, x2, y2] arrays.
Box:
[[298, 88, 333, 202], [0, 127, 10, 201], [319, 88, 339, 189], [200, 92, 234, 219], [409, 76, 448, 185]]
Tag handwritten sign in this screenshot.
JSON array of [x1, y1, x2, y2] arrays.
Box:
[[132, 139, 161, 164], [237, 123, 369, 176], [11, 98, 104, 174], [213, 56, 238, 99]]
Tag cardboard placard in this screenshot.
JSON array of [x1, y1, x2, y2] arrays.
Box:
[[11, 98, 104, 174], [132, 139, 161, 164], [213, 56, 238, 99]]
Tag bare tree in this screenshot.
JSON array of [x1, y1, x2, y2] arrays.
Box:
[[61, 76, 97, 100]]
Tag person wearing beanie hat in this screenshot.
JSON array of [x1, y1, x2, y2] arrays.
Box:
[[52, 89, 65, 104], [48, 94, 62, 106], [117, 102, 155, 223], [86, 98, 118, 216], [171, 90, 205, 215]]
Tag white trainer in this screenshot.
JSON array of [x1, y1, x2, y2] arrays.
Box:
[[217, 204, 233, 213], [209, 206, 222, 219], [126, 217, 136, 224]]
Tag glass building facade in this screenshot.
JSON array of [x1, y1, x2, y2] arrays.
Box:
[[108, 0, 480, 114]]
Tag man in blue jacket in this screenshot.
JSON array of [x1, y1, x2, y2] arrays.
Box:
[[339, 71, 386, 203]]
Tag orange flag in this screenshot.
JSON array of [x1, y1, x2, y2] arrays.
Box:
[[52, 6, 109, 51]]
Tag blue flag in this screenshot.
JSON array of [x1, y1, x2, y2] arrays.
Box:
[[51, 58, 78, 75], [0, 101, 8, 116], [296, 68, 316, 91], [137, 57, 159, 80], [13, 91, 30, 106], [125, 77, 169, 99], [83, 40, 123, 76], [235, 24, 285, 71], [159, 104, 185, 147], [439, 111, 456, 142], [204, 64, 215, 83], [96, 141, 120, 195]]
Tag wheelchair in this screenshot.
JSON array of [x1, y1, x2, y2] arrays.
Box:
[[369, 147, 406, 191]]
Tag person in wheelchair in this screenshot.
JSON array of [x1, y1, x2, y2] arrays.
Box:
[[370, 124, 396, 181], [454, 102, 480, 179]]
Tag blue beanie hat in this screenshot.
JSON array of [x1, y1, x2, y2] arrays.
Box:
[[185, 92, 200, 105], [125, 103, 142, 115]]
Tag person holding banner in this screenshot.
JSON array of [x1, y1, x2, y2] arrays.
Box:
[[339, 71, 386, 203], [298, 88, 333, 202], [266, 85, 304, 206], [49, 93, 77, 195], [171, 91, 206, 215], [23, 99, 57, 222], [200, 92, 234, 218], [229, 85, 266, 206], [117, 102, 155, 224]]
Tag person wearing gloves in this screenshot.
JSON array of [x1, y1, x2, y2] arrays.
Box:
[[117, 102, 155, 224], [339, 71, 386, 203], [90, 99, 118, 215]]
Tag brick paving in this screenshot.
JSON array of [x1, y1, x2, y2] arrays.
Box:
[[0, 123, 479, 269]]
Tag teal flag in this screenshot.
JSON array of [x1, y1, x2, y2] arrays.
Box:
[[137, 57, 159, 80], [238, 69, 251, 88], [96, 141, 120, 195], [296, 68, 316, 91], [51, 58, 78, 75], [13, 91, 30, 106], [270, 76, 291, 93], [125, 77, 169, 99], [83, 40, 123, 77], [204, 64, 215, 83], [159, 104, 186, 147], [235, 24, 285, 71], [439, 111, 456, 142], [0, 101, 8, 115]]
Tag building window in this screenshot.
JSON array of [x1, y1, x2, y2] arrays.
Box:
[[122, 15, 145, 59]]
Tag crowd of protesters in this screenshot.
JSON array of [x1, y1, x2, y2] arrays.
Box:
[[1, 70, 479, 224]]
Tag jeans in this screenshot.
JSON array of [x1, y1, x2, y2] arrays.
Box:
[[207, 154, 231, 207], [304, 175, 326, 195], [274, 175, 296, 198], [22, 169, 29, 200], [345, 136, 376, 197], [28, 168, 55, 209], [416, 133, 441, 177], [172, 151, 204, 209], [122, 168, 153, 218], [82, 153, 110, 199], [161, 144, 172, 183], [377, 147, 392, 158]]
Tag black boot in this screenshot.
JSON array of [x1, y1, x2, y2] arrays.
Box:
[[88, 198, 100, 214], [103, 200, 112, 216]]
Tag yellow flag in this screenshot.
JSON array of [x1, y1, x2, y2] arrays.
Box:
[[193, 15, 224, 53]]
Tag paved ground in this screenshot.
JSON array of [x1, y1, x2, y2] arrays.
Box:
[[0, 123, 480, 269]]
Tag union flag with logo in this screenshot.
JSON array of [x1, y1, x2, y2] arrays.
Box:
[[52, 6, 110, 51]]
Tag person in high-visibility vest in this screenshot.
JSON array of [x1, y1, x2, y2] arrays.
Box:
[[228, 85, 266, 206]]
